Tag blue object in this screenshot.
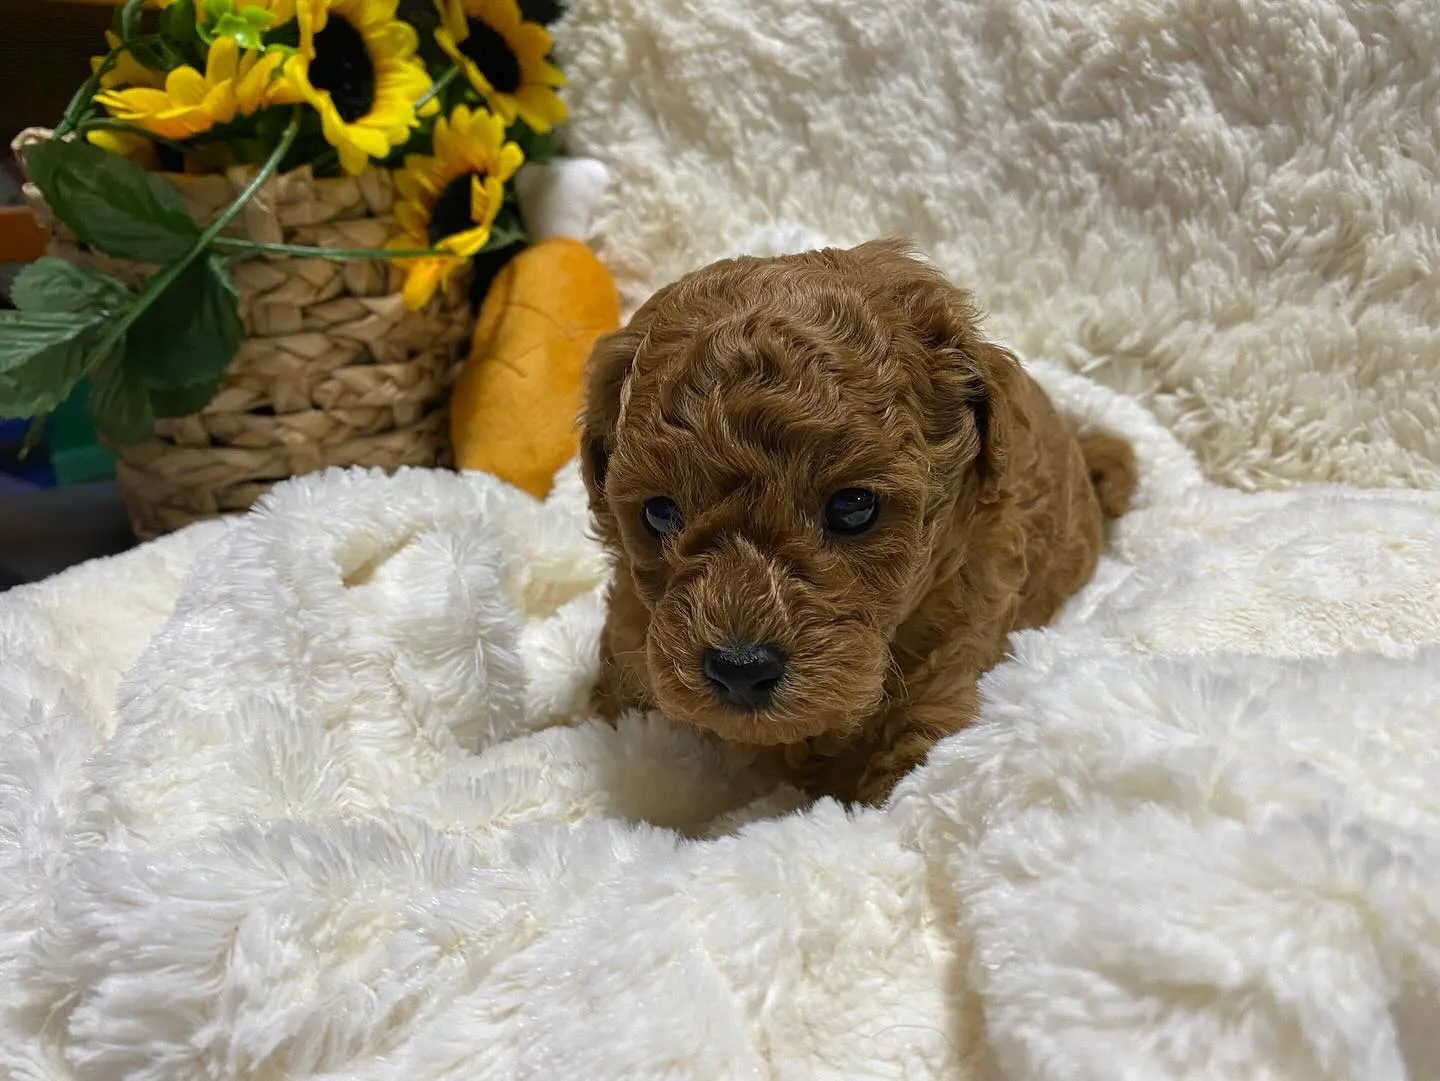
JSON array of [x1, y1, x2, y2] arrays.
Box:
[[0, 416, 56, 491]]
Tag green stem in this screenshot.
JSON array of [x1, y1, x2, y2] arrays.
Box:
[[213, 225, 523, 261], [118, 0, 147, 41], [481, 226, 526, 251], [53, 0, 148, 139], [20, 416, 48, 458], [77, 109, 303, 379], [54, 53, 117, 139], [213, 237, 443, 259], [415, 66, 460, 113]]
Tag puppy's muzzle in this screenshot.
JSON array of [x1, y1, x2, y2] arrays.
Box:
[[701, 642, 788, 711]]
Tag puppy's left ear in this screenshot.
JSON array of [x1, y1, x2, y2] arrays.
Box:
[[847, 239, 1021, 502], [943, 339, 1021, 504], [578, 323, 641, 522]]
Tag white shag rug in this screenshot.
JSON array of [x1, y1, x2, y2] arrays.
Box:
[[556, 0, 1440, 492], [5, 355, 1440, 1080]]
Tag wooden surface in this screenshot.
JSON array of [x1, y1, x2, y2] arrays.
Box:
[[0, 207, 47, 264], [0, 1, 115, 154]]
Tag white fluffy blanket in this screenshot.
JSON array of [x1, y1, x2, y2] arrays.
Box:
[[5, 357, 1440, 1079], [557, 0, 1440, 492]]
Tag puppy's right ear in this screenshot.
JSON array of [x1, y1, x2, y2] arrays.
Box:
[[846, 239, 1021, 503], [578, 323, 642, 520]]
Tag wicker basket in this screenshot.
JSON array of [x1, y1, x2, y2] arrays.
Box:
[[13, 128, 474, 540]]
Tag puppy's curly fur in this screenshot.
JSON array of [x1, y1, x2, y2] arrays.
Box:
[[580, 240, 1136, 804]]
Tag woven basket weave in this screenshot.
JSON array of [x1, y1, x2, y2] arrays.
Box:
[[14, 128, 473, 540]]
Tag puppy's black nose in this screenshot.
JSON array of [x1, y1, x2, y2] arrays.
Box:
[[702, 643, 787, 710]]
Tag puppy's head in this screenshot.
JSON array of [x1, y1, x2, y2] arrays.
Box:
[[580, 240, 1018, 745]]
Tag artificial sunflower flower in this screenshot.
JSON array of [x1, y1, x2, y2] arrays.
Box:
[[434, 0, 566, 133], [96, 36, 301, 139], [91, 31, 166, 91], [286, 0, 434, 176], [388, 104, 523, 309]]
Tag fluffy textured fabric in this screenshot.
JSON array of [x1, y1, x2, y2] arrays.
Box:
[[555, 0, 1440, 492], [4, 351, 1440, 1079]]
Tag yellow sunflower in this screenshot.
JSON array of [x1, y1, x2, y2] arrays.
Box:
[[286, 0, 434, 176], [388, 104, 523, 309], [434, 0, 566, 133], [95, 36, 301, 139]]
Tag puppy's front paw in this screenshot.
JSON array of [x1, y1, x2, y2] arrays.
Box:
[[589, 658, 651, 724], [853, 736, 935, 806]]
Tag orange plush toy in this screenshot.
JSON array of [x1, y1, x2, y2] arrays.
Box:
[[449, 158, 619, 498]]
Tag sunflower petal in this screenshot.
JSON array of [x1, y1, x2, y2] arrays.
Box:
[[512, 22, 553, 57], [394, 202, 429, 237], [401, 258, 451, 310], [512, 84, 566, 132], [438, 225, 491, 258], [206, 36, 241, 86], [436, 0, 468, 43], [370, 19, 420, 56], [353, 120, 400, 157], [495, 141, 525, 183], [473, 175, 506, 231], [237, 51, 287, 110], [473, 0, 524, 32], [164, 66, 209, 106], [338, 142, 372, 176], [96, 87, 172, 117]]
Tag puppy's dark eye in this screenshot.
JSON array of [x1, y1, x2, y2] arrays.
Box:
[[642, 496, 683, 538], [823, 488, 880, 535]]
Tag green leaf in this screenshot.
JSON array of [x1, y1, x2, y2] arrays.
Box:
[[123, 37, 171, 73], [212, 8, 275, 50], [126, 255, 243, 388], [163, 0, 200, 44], [111, 0, 149, 36], [24, 138, 201, 265], [88, 352, 156, 445], [0, 310, 102, 369], [163, 0, 195, 32], [149, 376, 221, 418], [508, 120, 556, 165], [0, 309, 107, 418], [10, 258, 134, 315]]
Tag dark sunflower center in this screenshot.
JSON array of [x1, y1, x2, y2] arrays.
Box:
[[309, 15, 376, 123], [460, 18, 522, 94], [429, 173, 483, 244]]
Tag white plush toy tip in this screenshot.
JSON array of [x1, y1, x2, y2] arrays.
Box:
[[513, 156, 610, 244]]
